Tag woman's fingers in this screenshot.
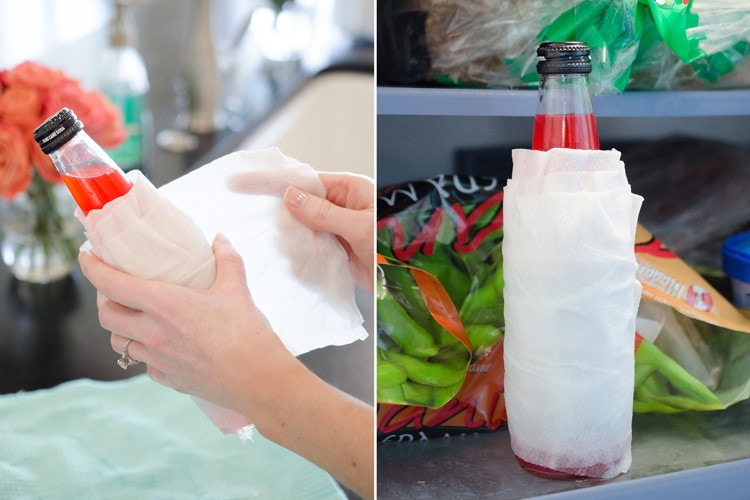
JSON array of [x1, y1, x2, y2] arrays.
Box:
[[98, 296, 147, 340], [210, 233, 250, 293], [283, 186, 351, 237], [79, 250, 164, 313]]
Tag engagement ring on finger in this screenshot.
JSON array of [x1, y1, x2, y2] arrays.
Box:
[[117, 338, 140, 370]]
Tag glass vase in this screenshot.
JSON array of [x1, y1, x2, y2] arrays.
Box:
[[0, 173, 81, 284]]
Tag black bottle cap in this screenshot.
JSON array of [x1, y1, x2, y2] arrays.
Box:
[[33, 107, 84, 154], [536, 41, 592, 75]]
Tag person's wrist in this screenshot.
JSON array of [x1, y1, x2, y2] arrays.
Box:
[[239, 357, 314, 437]]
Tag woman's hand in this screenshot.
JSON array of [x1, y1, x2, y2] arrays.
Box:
[[79, 234, 298, 414], [284, 172, 374, 292], [78, 234, 374, 498]]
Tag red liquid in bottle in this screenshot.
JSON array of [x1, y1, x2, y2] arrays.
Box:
[[525, 115, 605, 481], [532, 113, 599, 151], [515, 456, 616, 481], [61, 164, 133, 215]]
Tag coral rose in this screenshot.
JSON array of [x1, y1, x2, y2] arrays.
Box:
[[2, 61, 69, 90], [81, 90, 127, 148], [0, 60, 126, 196], [0, 86, 44, 127], [0, 123, 32, 199], [43, 82, 127, 148]]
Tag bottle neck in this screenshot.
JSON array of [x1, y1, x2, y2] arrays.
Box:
[[536, 74, 594, 116], [49, 131, 120, 177], [48, 130, 133, 215], [532, 73, 599, 151], [110, 2, 135, 47]]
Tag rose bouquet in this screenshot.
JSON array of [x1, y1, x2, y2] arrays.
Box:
[[0, 61, 126, 282]]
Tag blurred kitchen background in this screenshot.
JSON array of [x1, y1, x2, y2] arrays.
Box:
[[0, 0, 373, 186], [0, 0, 374, 402]]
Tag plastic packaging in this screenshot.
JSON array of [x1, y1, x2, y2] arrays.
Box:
[[378, 0, 750, 93], [621, 137, 750, 272], [377, 175, 505, 438], [385, 0, 643, 94], [633, 225, 750, 414]]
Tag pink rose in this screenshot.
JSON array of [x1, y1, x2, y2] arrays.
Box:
[[0, 123, 32, 199]]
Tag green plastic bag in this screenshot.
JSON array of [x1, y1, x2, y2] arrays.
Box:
[[417, 0, 750, 92], [376, 176, 504, 408]]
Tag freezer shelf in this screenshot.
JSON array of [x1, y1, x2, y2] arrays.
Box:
[[377, 398, 750, 499], [377, 87, 750, 117]]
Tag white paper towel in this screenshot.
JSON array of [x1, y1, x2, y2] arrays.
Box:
[[160, 148, 368, 355], [78, 147, 368, 436], [502, 148, 643, 478]]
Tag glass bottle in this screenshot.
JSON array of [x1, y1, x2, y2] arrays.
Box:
[[518, 41, 606, 481], [100, 0, 151, 171], [33, 108, 133, 216], [532, 41, 599, 151]]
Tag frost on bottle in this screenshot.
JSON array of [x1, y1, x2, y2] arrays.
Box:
[[33, 108, 133, 215], [532, 41, 599, 151]]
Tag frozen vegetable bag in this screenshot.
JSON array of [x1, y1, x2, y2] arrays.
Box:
[[377, 175, 506, 438], [633, 225, 750, 413]]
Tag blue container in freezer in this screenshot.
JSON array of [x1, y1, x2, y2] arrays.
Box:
[[722, 232, 750, 309]]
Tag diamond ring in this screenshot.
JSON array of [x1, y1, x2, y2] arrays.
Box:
[[117, 338, 140, 370]]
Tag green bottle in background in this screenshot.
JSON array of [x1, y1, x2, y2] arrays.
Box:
[[100, 0, 151, 172]]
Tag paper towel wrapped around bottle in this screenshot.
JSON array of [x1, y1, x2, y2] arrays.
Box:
[[502, 148, 643, 478], [77, 147, 369, 437]]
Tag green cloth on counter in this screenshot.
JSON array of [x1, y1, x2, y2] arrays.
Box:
[[0, 376, 345, 499]]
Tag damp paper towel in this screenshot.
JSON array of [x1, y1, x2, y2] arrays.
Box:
[[502, 148, 643, 478], [78, 147, 368, 438]]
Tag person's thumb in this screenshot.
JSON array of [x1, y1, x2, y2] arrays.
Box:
[[211, 233, 248, 290], [283, 186, 348, 237]]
